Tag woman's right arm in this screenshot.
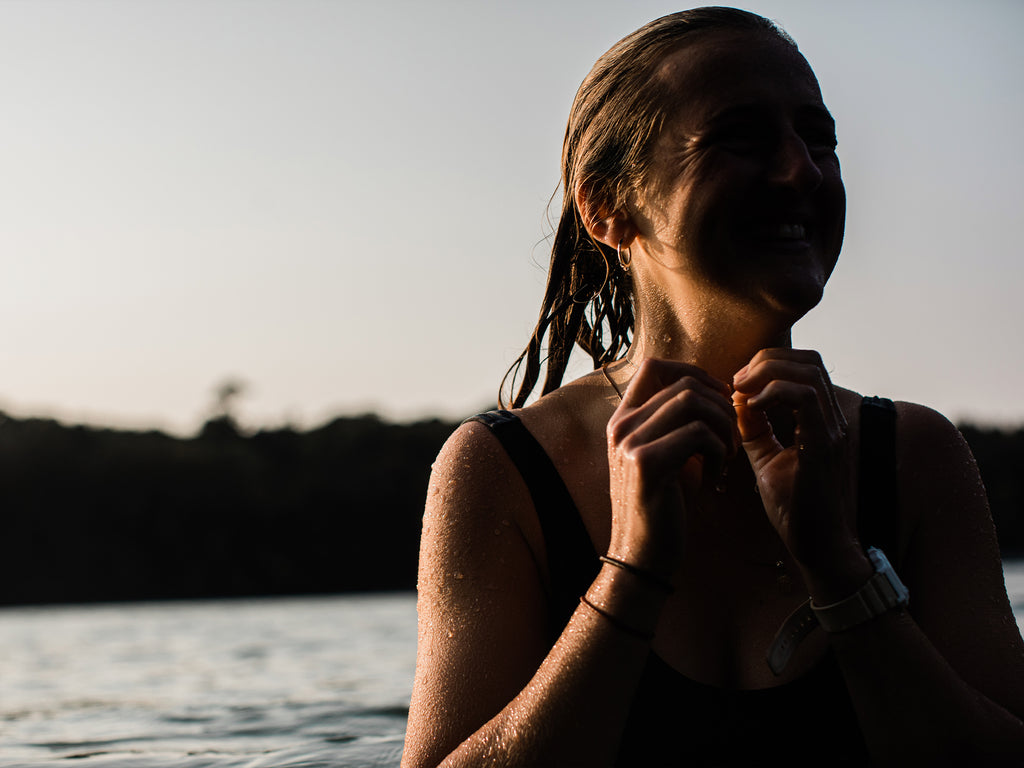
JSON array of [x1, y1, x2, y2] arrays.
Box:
[[401, 363, 736, 768], [400, 421, 670, 768]]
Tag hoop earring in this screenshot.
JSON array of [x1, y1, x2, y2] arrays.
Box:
[[616, 239, 632, 270]]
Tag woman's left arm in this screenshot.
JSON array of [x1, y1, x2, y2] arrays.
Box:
[[734, 349, 1024, 766], [832, 401, 1024, 764]]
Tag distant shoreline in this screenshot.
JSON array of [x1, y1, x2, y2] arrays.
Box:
[[1, 412, 1021, 606]]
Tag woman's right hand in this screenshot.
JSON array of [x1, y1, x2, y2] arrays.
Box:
[[605, 358, 737, 578]]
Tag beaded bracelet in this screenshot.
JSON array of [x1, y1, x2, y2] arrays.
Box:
[[579, 595, 654, 642], [599, 554, 674, 593]]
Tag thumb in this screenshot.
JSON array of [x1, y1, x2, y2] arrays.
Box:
[[733, 397, 782, 469]]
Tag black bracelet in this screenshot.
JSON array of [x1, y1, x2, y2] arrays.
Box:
[[579, 595, 654, 642], [599, 554, 673, 593]]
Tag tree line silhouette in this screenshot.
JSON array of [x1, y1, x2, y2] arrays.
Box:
[[0, 410, 1021, 606]]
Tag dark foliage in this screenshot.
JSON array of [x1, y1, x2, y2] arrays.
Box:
[[0, 411, 458, 605], [0, 412, 1020, 606], [958, 424, 1024, 558]]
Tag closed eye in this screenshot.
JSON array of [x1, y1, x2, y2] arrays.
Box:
[[796, 109, 838, 155], [707, 121, 774, 155]]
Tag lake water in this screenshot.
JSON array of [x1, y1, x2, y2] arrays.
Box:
[[4, 563, 1024, 767], [0, 594, 414, 767]]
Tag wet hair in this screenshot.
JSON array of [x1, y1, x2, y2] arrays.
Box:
[[501, 7, 797, 408]]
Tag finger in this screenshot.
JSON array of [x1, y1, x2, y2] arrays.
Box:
[[631, 420, 731, 488], [739, 379, 836, 454], [737, 346, 822, 372], [734, 356, 845, 437], [612, 380, 737, 478], [622, 357, 730, 409], [614, 366, 736, 452], [738, 348, 846, 433], [732, 391, 772, 441], [732, 393, 784, 468], [631, 370, 733, 424], [634, 383, 738, 459]]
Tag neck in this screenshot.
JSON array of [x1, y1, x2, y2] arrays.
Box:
[[627, 284, 793, 385]]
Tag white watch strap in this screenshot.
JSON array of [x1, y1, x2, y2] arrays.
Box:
[[767, 547, 910, 674], [810, 547, 909, 633], [766, 599, 817, 676]]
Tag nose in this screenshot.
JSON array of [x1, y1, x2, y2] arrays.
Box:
[[771, 130, 823, 191]]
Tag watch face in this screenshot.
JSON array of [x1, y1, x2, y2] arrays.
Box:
[[867, 547, 909, 605], [866, 546, 889, 570]]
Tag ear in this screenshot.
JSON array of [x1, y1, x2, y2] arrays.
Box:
[[574, 183, 638, 251]]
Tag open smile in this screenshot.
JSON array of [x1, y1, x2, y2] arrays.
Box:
[[774, 223, 806, 240], [749, 221, 813, 249]]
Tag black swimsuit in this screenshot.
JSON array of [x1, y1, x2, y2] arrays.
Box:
[[468, 397, 898, 767]]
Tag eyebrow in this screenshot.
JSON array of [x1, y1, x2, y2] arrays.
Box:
[[796, 105, 837, 130], [705, 103, 835, 128]]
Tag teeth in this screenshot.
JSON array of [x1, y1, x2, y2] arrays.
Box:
[[777, 224, 806, 239]]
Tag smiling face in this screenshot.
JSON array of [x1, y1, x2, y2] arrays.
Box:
[[628, 30, 846, 323]]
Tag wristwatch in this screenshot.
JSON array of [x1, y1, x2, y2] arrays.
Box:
[[811, 547, 910, 633]]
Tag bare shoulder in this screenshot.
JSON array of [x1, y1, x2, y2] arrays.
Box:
[[420, 419, 543, 579], [421, 367, 614, 596], [516, 368, 618, 454], [889, 400, 986, 523], [880, 398, 987, 554], [893, 399, 971, 453], [427, 419, 529, 517], [422, 370, 612, 587], [886, 399, 987, 555]]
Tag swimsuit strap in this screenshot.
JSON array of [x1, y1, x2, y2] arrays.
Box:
[[464, 410, 598, 636], [857, 396, 900, 559]]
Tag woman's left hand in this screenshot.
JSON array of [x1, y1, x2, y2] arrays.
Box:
[[731, 348, 865, 588]]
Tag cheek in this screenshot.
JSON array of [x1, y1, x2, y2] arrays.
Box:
[[824, 174, 847, 255], [673, 159, 736, 231], [641, 154, 752, 253]]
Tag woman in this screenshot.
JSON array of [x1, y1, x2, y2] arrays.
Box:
[[401, 8, 1024, 766]]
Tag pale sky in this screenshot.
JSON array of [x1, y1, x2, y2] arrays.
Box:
[[2, 0, 1022, 435]]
